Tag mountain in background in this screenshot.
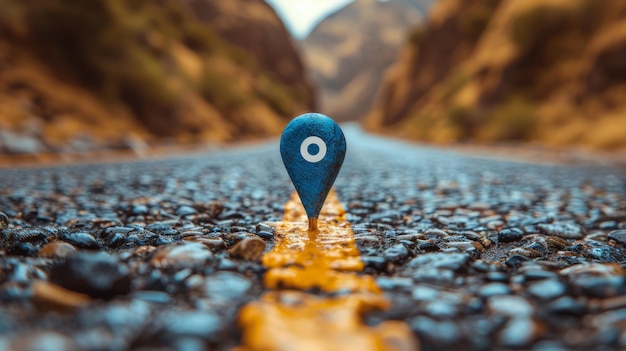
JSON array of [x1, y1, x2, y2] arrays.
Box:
[[301, 0, 435, 121], [0, 0, 315, 154], [367, 0, 626, 150]]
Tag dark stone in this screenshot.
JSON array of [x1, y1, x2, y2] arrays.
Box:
[[505, 255, 530, 268], [498, 228, 524, 243], [146, 223, 178, 236], [608, 229, 626, 245], [49, 252, 131, 299], [61, 232, 100, 249], [546, 296, 586, 315], [361, 256, 387, 271], [0, 211, 8, 230]]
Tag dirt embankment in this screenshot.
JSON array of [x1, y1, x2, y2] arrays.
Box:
[[0, 0, 315, 154], [367, 0, 626, 151]]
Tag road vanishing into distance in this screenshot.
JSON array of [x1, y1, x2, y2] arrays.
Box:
[[1, 126, 626, 351]]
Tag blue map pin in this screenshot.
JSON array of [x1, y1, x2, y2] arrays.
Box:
[[280, 113, 346, 231]]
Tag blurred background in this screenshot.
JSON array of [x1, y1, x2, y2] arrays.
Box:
[[0, 0, 625, 160]]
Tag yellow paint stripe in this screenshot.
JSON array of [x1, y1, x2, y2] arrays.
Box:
[[234, 191, 418, 351]]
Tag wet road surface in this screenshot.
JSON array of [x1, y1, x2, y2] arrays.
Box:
[[1, 126, 626, 350]]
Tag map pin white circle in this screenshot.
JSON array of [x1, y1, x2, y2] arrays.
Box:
[[300, 136, 327, 163]]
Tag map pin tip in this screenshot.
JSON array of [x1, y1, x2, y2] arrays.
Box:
[[280, 113, 346, 231]]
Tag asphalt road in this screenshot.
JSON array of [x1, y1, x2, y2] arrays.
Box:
[[1, 126, 626, 351]]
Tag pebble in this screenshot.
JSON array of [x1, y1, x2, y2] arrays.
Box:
[[411, 285, 440, 301], [376, 277, 413, 290], [176, 206, 197, 217], [407, 252, 470, 271], [151, 242, 213, 268], [547, 296, 586, 315], [49, 252, 131, 299], [183, 236, 226, 251], [538, 223, 584, 239], [499, 317, 540, 348], [5, 228, 50, 243], [410, 316, 460, 344], [608, 229, 626, 245], [0, 212, 8, 230], [39, 242, 77, 258], [383, 244, 410, 263], [498, 228, 524, 243], [160, 310, 221, 341], [61, 232, 100, 249], [527, 279, 567, 301], [488, 295, 534, 317], [32, 280, 92, 312], [479, 283, 511, 298], [361, 256, 387, 271], [560, 263, 625, 298], [203, 272, 251, 301], [228, 237, 266, 261], [10, 332, 77, 351]]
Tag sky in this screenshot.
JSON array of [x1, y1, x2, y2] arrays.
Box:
[[265, 0, 353, 39]]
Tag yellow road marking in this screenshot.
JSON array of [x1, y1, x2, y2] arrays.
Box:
[[234, 191, 418, 351]]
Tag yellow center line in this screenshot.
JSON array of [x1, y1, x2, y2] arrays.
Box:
[[233, 190, 418, 351]]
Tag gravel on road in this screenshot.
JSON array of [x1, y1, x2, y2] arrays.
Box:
[[1, 126, 625, 351]]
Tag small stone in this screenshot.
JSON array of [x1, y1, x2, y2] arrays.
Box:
[[5, 228, 50, 243], [407, 252, 470, 271], [411, 285, 440, 301], [410, 316, 461, 344], [528, 279, 567, 301], [488, 295, 534, 317], [498, 228, 524, 243], [505, 255, 530, 268], [498, 317, 540, 348], [376, 277, 413, 290], [131, 204, 149, 215], [608, 229, 626, 245], [228, 237, 266, 261], [131, 290, 172, 304], [256, 231, 274, 240], [176, 206, 197, 217], [151, 242, 213, 268], [39, 242, 77, 258], [61, 232, 100, 249], [161, 310, 221, 340], [49, 252, 131, 299], [361, 256, 387, 271], [417, 240, 440, 252], [183, 236, 226, 251], [146, 222, 178, 236], [11, 332, 77, 351], [424, 300, 458, 318], [204, 272, 251, 301], [547, 296, 586, 315], [383, 244, 410, 263], [560, 263, 625, 298], [509, 247, 543, 259], [538, 223, 584, 239], [479, 283, 511, 298], [0, 212, 8, 230], [33, 281, 91, 312]]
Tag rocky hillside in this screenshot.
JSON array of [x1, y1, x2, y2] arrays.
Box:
[[0, 0, 315, 154], [367, 0, 626, 150], [302, 0, 433, 121]]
